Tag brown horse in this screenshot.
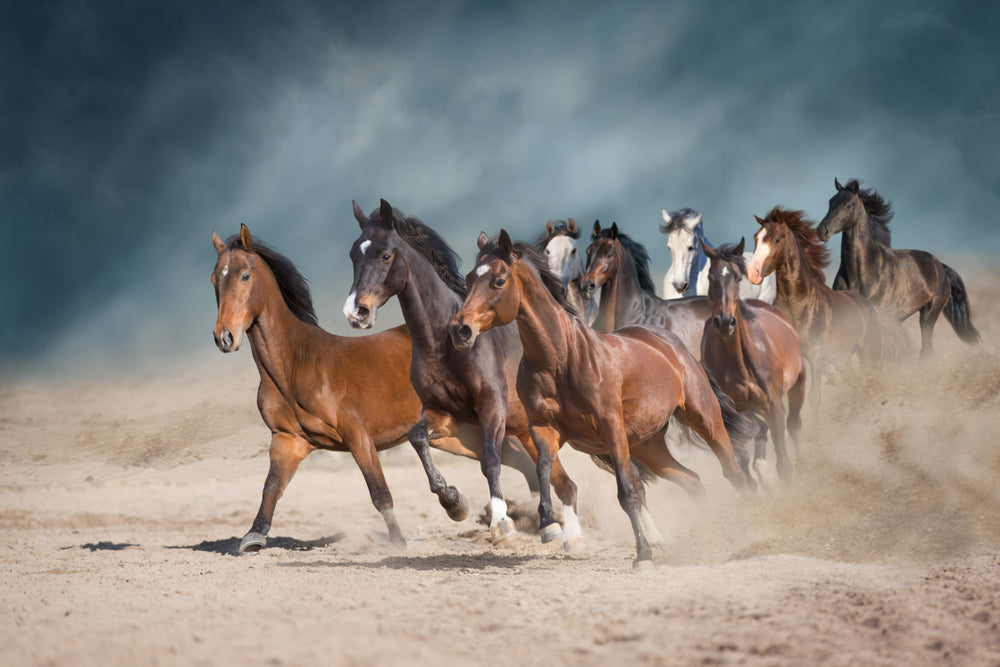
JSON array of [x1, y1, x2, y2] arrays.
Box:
[[745, 207, 885, 408], [343, 200, 583, 549], [211, 224, 540, 553], [581, 221, 712, 358], [700, 238, 806, 481], [451, 229, 755, 567], [817, 178, 980, 357]]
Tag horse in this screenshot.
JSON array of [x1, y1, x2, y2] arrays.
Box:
[[817, 178, 980, 357], [343, 199, 583, 549], [534, 218, 598, 325], [660, 207, 777, 303], [745, 207, 888, 409], [450, 229, 756, 567], [580, 220, 712, 358], [700, 238, 806, 481], [210, 224, 544, 554]]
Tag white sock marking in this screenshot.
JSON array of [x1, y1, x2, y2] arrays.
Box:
[[490, 496, 508, 527], [561, 505, 582, 543]]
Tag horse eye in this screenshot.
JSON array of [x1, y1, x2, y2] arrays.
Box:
[[570, 248, 577, 255], [381, 252, 392, 262], [494, 277, 507, 288], [241, 272, 250, 282], [545, 249, 550, 255], [688, 246, 695, 252]]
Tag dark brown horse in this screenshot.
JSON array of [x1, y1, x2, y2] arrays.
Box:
[[581, 221, 712, 358], [343, 200, 583, 549], [211, 224, 540, 553], [451, 230, 756, 567], [817, 178, 980, 357], [700, 238, 806, 481], [746, 207, 886, 408]]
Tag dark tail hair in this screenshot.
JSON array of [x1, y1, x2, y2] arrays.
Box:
[[589, 454, 658, 484], [941, 263, 981, 344], [703, 365, 760, 444]]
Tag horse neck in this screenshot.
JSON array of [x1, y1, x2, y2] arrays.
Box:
[[245, 273, 316, 391], [711, 307, 752, 375], [595, 247, 646, 333], [396, 245, 463, 354], [841, 209, 881, 281], [772, 238, 824, 324], [512, 263, 576, 371]]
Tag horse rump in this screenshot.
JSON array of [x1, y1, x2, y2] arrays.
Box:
[[941, 263, 981, 344]]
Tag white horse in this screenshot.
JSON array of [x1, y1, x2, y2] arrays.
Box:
[[536, 219, 598, 325], [660, 207, 776, 303]]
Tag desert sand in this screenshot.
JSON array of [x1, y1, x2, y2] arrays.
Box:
[[2, 265, 1000, 666]]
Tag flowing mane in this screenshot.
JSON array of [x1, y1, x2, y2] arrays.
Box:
[[714, 242, 747, 276], [225, 234, 317, 325], [368, 205, 467, 297], [533, 220, 580, 252], [845, 178, 893, 245], [592, 225, 658, 295], [659, 207, 701, 234], [479, 238, 575, 315], [762, 207, 829, 281]]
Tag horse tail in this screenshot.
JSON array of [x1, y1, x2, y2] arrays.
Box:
[[701, 364, 760, 444], [941, 263, 981, 344], [589, 454, 658, 484]]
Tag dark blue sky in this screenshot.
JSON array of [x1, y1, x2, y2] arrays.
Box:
[[2, 1, 998, 375]]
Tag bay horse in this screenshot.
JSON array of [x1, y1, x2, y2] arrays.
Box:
[[450, 229, 756, 567], [700, 238, 806, 481], [745, 207, 886, 409], [211, 224, 540, 554], [817, 178, 980, 357], [534, 218, 598, 325], [343, 199, 583, 549], [581, 220, 712, 357], [660, 207, 776, 303]]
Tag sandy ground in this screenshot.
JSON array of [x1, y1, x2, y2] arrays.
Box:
[[3, 266, 1000, 666]]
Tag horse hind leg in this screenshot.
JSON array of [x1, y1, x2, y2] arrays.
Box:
[[241, 433, 312, 554], [918, 280, 950, 359], [787, 369, 806, 461]]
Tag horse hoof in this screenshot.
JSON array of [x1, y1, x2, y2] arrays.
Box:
[[238, 532, 266, 555], [539, 522, 562, 544], [390, 534, 408, 551], [633, 558, 655, 572], [563, 537, 586, 554], [490, 518, 516, 545], [445, 490, 470, 522]]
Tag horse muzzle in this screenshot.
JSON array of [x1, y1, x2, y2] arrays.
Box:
[[449, 317, 479, 350], [214, 327, 242, 353], [580, 280, 598, 298], [712, 315, 736, 337], [672, 281, 689, 294], [344, 292, 377, 329], [816, 223, 830, 242]]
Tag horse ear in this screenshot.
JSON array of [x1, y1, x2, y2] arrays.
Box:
[[239, 223, 253, 251], [477, 231, 489, 250], [609, 222, 619, 239], [834, 177, 843, 192], [498, 229, 513, 256], [846, 180, 859, 194], [660, 208, 671, 224], [689, 213, 704, 229], [567, 218, 578, 234], [353, 200, 369, 229], [736, 236, 746, 256], [699, 238, 715, 258], [212, 231, 226, 255], [379, 199, 394, 230], [592, 220, 602, 238], [753, 215, 765, 226], [545, 220, 555, 235]]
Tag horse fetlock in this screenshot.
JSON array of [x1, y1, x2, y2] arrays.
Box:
[[441, 486, 470, 522]]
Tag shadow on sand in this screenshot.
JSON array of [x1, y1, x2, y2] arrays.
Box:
[[166, 534, 345, 556]]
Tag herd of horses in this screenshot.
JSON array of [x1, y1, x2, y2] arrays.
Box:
[[210, 178, 980, 567]]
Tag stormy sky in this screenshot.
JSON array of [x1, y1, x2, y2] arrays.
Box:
[[2, 1, 998, 376]]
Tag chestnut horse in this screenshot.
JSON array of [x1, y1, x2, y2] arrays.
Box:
[[746, 207, 886, 408], [817, 178, 980, 357], [700, 238, 806, 481], [581, 221, 712, 358], [211, 224, 540, 553], [451, 230, 756, 567], [343, 200, 583, 549]]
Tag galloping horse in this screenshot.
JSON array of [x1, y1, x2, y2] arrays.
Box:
[[700, 239, 806, 481], [746, 207, 885, 408], [660, 207, 776, 303], [817, 178, 980, 357], [210, 224, 540, 553], [451, 230, 756, 567], [581, 221, 712, 357], [343, 200, 583, 549], [534, 218, 597, 325]]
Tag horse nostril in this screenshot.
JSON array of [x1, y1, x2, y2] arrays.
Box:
[[222, 330, 234, 347], [458, 324, 472, 342], [355, 305, 370, 320], [675, 282, 688, 292]]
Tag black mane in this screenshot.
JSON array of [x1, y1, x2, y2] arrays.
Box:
[[369, 205, 467, 297], [592, 226, 658, 295], [659, 207, 701, 234], [845, 179, 893, 245], [533, 220, 580, 253], [225, 234, 318, 325]]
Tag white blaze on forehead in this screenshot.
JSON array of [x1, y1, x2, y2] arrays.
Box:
[[222, 265, 229, 277], [721, 266, 730, 278], [359, 240, 371, 255], [475, 264, 491, 277], [342, 291, 357, 318]]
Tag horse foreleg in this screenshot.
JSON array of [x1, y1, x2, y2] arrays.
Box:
[[408, 413, 469, 522], [478, 405, 514, 545], [241, 432, 312, 554], [787, 368, 806, 461], [343, 424, 406, 549], [764, 400, 792, 482]]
